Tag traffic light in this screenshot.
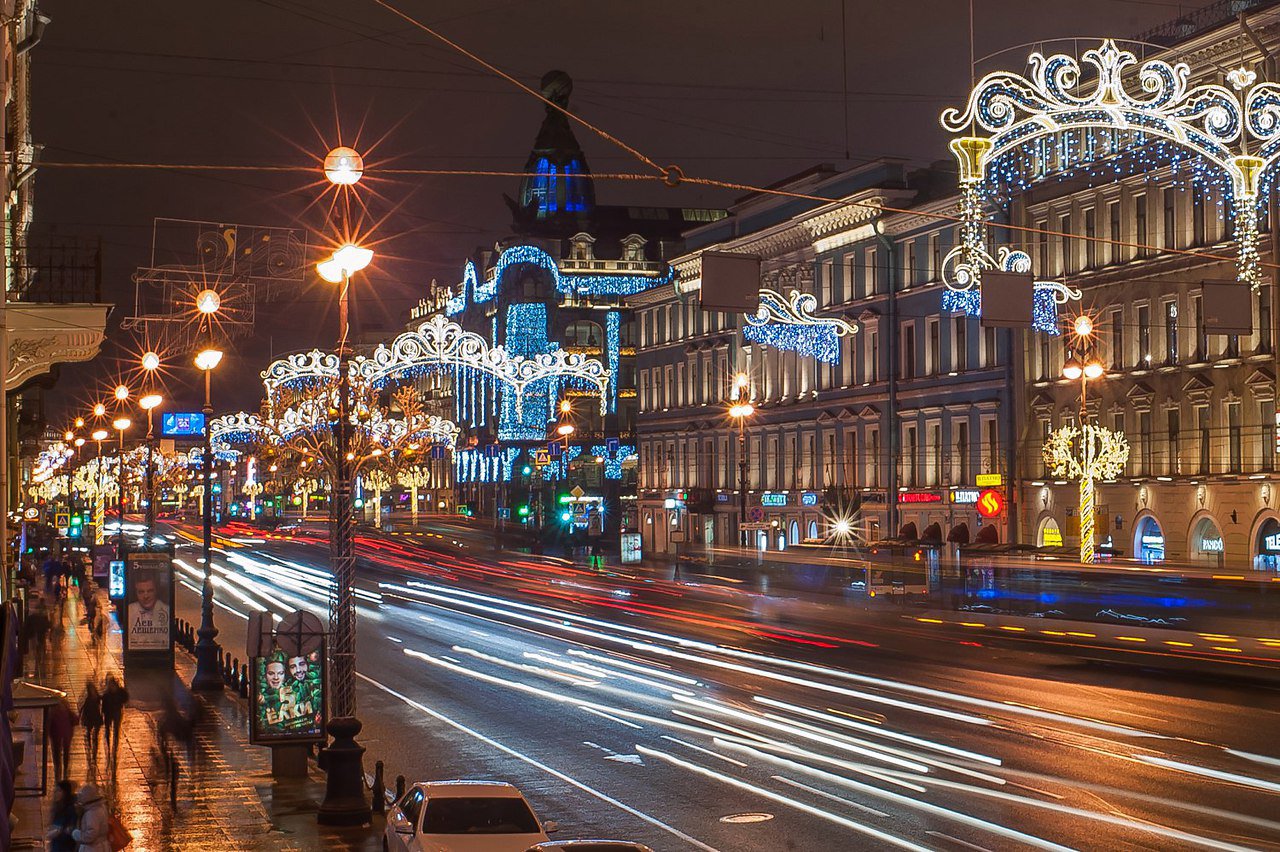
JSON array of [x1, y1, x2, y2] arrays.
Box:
[[517, 505, 530, 517], [521, 465, 532, 476], [557, 494, 572, 505], [560, 511, 571, 523]]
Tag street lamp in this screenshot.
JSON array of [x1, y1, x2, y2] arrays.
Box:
[[112, 417, 130, 559], [140, 393, 163, 538], [316, 230, 374, 825], [195, 289, 221, 316], [192, 346, 223, 692], [324, 146, 364, 186], [729, 373, 753, 548], [1060, 315, 1109, 564], [93, 403, 106, 418], [114, 384, 129, 402]]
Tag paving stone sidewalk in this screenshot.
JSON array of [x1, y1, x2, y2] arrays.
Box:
[[9, 590, 383, 851]]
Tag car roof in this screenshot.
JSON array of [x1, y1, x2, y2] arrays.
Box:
[[412, 780, 524, 798], [524, 843, 655, 851]]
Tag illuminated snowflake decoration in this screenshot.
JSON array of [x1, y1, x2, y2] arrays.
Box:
[[942, 38, 1279, 302], [1043, 423, 1129, 482], [742, 289, 858, 363]]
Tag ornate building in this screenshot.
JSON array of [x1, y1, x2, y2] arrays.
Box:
[[634, 161, 1024, 556], [408, 71, 724, 542]]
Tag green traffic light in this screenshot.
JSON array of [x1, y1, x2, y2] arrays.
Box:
[[558, 494, 572, 505], [521, 465, 532, 475], [517, 505, 530, 517]]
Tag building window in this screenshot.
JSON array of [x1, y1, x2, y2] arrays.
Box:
[[866, 248, 878, 296], [844, 431, 857, 487], [902, 424, 918, 487], [901, 323, 916, 380], [1228, 401, 1242, 472], [1260, 401, 1275, 472], [867, 427, 881, 488], [1164, 300, 1179, 365], [1108, 200, 1121, 264], [928, 422, 943, 486], [1192, 184, 1207, 246], [1038, 335, 1051, 381], [1037, 220, 1048, 273], [953, 316, 967, 372], [1192, 295, 1207, 361], [955, 419, 970, 483], [982, 326, 999, 368], [820, 259, 833, 306], [1196, 405, 1210, 474], [1163, 188, 1176, 249], [926, 318, 940, 375], [1137, 304, 1151, 367], [1135, 195, 1148, 257], [1109, 308, 1125, 370], [867, 328, 879, 383], [929, 234, 941, 281], [841, 255, 855, 304], [1259, 287, 1273, 354], [1139, 410, 1153, 475], [1167, 408, 1181, 475], [1084, 208, 1097, 268], [981, 416, 998, 475], [1059, 213, 1073, 275]]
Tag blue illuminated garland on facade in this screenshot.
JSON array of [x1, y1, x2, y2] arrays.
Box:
[[743, 321, 842, 363], [942, 285, 1061, 335], [590, 443, 636, 480], [499, 303, 554, 441], [542, 445, 582, 479], [605, 311, 620, 413]]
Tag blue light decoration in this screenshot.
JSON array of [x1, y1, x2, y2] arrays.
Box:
[[491, 244, 671, 298], [499, 447, 521, 481], [499, 303, 555, 441], [742, 290, 855, 363], [590, 443, 636, 480], [605, 311, 620, 413], [542, 445, 582, 479], [470, 260, 497, 304]]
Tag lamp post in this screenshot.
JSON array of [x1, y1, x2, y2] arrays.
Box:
[[91, 429, 108, 545], [728, 373, 753, 548], [112, 416, 131, 560], [1060, 316, 1107, 564], [140, 392, 162, 540], [316, 160, 374, 822], [192, 304, 225, 690]]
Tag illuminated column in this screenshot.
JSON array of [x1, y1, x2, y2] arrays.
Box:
[[1079, 476, 1095, 565]]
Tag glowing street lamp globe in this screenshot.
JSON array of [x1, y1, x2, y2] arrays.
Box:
[[1073, 315, 1094, 338], [91, 429, 108, 442], [63, 431, 74, 442], [195, 289, 221, 315], [1083, 361, 1105, 380], [140, 394, 163, 411], [317, 244, 375, 283], [324, 146, 364, 186], [195, 349, 224, 372], [93, 403, 106, 417], [114, 385, 130, 401], [1062, 360, 1083, 381], [112, 417, 131, 432], [142, 351, 161, 371]]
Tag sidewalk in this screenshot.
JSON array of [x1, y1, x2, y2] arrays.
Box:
[[9, 591, 383, 851]]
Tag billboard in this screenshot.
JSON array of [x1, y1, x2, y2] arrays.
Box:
[[250, 644, 326, 744], [125, 552, 173, 652], [161, 411, 206, 438]]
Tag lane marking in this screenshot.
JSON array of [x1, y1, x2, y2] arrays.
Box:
[[357, 672, 720, 852]]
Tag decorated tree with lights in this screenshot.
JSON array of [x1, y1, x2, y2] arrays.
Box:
[[396, 465, 434, 526], [293, 476, 323, 522], [1043, 424, 1129, 564], [362, 468, 391, 524], [72, 456, 118, 545]]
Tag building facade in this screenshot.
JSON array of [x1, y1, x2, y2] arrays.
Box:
[[634, 161, 1025, 557]]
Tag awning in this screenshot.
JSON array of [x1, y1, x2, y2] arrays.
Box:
[[896, 522, 918, 541], [947, 522, 971, 544], [975, 524, 1000, 545], [921, 522, 943, 544]]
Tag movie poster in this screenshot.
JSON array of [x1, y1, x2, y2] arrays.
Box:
[[125, 554, 172, 651], [250, 644, 326, 744]]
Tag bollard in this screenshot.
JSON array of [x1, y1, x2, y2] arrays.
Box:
[[372, 761, 386, 814], [395, 774, 406, 801]]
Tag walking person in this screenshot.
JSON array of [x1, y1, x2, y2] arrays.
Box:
[[47, 696, 77, 781], [80, 681, 104, 772], [100, 675, 129, 765], [71, 782, 112, 852], [45, 779, 78, 852]]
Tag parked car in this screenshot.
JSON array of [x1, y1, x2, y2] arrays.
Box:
[[385, 780, 557, 852], [525, 843, 655, 852]]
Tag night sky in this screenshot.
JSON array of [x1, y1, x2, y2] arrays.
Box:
[[34, 0, 1209, 417]]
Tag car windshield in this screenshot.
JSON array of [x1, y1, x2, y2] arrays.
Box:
[[423, 796, 540, 834]]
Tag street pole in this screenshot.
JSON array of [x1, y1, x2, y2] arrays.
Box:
[[192, 365, 222, 690], [116, 430, 126, 561], [318, 268, 370, 825], [738, 422, 748, 548], [145, 411, 156, 540]]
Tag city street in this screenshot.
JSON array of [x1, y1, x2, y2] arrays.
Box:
[[170, 523, 1280, 850]]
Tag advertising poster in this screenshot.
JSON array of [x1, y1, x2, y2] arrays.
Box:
[[125, 553, 172, 652], [250, 644, 326, 744]]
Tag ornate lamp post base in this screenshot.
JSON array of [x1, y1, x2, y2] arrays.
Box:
[[317, 716, 371, 825], [191, 623, 223, 691]]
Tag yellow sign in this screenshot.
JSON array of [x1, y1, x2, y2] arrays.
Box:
[[1041, 524, 1064, 547], [975, 473, 1003, 487]]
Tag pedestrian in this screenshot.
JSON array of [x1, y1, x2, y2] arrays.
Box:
[[30, 603, 51, 677], [80, 681, 104, 770], [71, 781, 112, 852], [100, 675, 129, 763], [47, 696, 77, 781], [45, 779, 78, 852]]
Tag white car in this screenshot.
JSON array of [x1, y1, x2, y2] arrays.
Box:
[[385, 780, 558, 852]]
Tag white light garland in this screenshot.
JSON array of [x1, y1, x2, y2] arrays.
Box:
[[742, 289, 858, 363], [1044, 423, 1130, 564]]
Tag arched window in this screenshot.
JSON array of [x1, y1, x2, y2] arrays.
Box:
[[563, 320, 603, 348]]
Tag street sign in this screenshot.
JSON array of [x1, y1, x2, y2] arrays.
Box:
[[533, 450, 550, 467], [276, 609, 325, 657], [570, 485, 585, 499], [54, 513, 69, 529], [741, 522, 770, 531], [161, 411, 206, 438], [975, 473, 1004, 487], [748, 506, 765, 523], [977, 489, 1006, 518]]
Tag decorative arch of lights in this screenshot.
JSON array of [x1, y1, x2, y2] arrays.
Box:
[[940, 38, 1280, 322], [354, 314, 610, 416], [210, 409, 460, 451], [1043, 422, 1130, 564], [742, 289, 859, 364]]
